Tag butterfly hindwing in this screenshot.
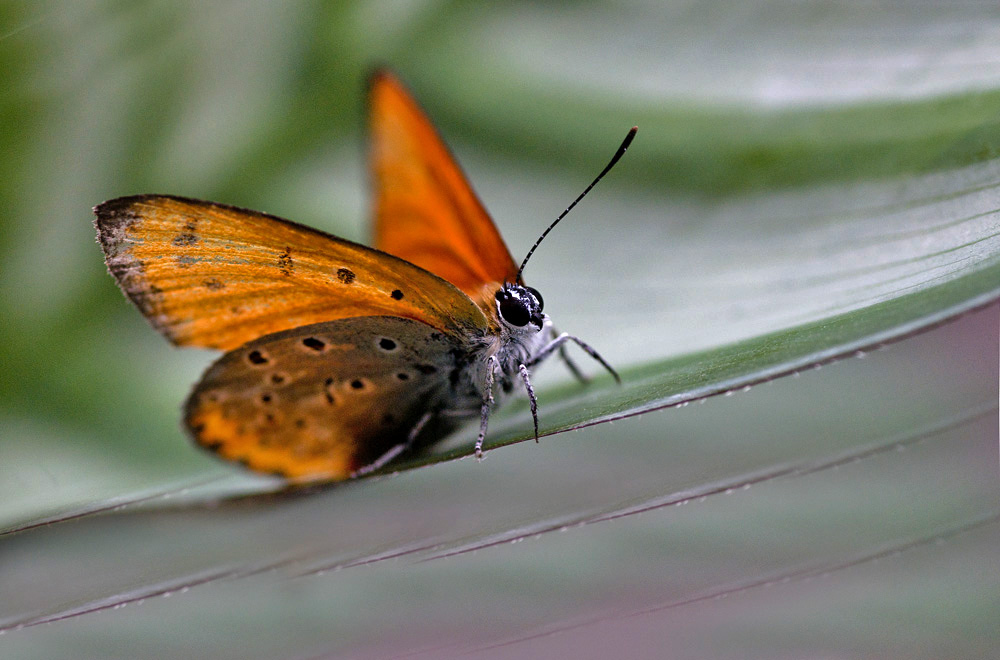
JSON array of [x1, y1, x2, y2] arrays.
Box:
[[94, 195, 488, 351], [185, 316, 475, 482], [369, 70, 520, 303]]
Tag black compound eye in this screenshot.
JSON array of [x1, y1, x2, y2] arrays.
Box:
[[525, 286, 543, 311], [499, 296, 531, 327]]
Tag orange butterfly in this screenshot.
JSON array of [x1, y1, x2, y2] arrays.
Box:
[[94, 70, 634, 483]]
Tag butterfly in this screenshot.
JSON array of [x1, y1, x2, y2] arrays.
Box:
[[94, 70, 635, 484]]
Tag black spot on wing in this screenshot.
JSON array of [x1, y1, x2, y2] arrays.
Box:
[[336, 268, 356, 284], [172, 220, 199, 247], [278, 247, 293, 276], [247, 350, 269, 365], [302, 337, 326, 351]]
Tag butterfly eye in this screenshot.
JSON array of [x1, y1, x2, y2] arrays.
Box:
[[498, 296, 531, 327], [525, 286, 543, 311]]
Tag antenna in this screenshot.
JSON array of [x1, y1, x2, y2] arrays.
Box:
[[516, 126, 637, 281]]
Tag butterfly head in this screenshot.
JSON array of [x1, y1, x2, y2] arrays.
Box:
[[495, 283, 545, 332]]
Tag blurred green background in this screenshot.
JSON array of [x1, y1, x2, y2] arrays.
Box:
[[1, 2, 998, 658]]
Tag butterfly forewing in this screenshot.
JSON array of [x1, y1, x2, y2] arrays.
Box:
[[94, 195, 488, 351], [185, 316, 473, 482], [369, 70, 519, 302]]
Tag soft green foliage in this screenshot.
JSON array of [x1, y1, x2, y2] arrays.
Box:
[[1, 2, 998, 659]]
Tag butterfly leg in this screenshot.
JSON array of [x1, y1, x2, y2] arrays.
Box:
[[559, 343, 589, 383], [546, 325, 588, 383], [475, 355, 499, 460], [352, 411, 433, 477], [529, 333, 621, 384], [518, 364, 540, 442]]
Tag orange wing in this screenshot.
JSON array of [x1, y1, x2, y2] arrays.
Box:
[[369, 70, 520, 303], [94, 195, 487, 351], [185, 316, 467, 482]]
